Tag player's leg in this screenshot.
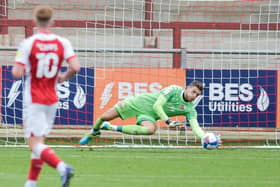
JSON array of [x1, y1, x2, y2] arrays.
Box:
[[79, 107, 120, 144], [93, 107, 120, 131], [101, 115, 156, 135], [115, 121, 156, 135], [24, 143, 44, 187], [23, 105, 44, 187], [28, 137, 74, 187], [24, 104, 74, 187]]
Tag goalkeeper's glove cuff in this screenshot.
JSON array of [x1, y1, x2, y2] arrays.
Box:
[[165, 119, 172, 125]]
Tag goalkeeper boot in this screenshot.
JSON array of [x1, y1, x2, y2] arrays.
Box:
[[100, 121, 112, 130], [61, 165, 74, 187], [79, 129, 101, 145]]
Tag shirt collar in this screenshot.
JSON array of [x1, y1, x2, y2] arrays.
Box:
[[180, 90, 189, 104], [38, 31, 51, 34]]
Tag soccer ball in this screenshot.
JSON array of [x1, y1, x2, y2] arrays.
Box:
[[202, 132, 220, 150]]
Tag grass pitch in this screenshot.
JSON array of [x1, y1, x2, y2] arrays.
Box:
[[0, 147, 279, 187]]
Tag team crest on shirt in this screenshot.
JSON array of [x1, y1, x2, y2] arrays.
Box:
[[180, 105, 185, 110], [16, 52, 21, 58]]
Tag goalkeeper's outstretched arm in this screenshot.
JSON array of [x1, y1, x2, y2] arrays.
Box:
[[189, 118, 205, 139], [152, 94, 182, 126]]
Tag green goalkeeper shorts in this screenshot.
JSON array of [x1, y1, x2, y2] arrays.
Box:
[[114, 100, 156, 125]]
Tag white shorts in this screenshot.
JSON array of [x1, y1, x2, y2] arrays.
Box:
[[23, 103, 57, 138]]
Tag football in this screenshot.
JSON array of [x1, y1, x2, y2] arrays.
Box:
[[202, 132, 220, 150]]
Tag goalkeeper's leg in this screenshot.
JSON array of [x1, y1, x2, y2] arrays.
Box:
[[79, 107, 119, 145], [101, 120, 155, 135]]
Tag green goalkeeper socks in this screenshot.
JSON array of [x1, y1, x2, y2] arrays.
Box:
[[118, 125, 150, 135], [94, 118, 151, 135], [93, 118, 103, 131]]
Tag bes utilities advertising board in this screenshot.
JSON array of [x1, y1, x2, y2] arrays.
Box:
[[186, 69, 277, 128]]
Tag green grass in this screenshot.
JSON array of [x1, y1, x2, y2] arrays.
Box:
[[0, 148, 280, 187]]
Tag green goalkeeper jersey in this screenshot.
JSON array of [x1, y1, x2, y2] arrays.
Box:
[[117, 85, 197, 121]]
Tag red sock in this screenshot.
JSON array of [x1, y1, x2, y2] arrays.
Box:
[[27, 159, 44, 181], [40, 147, 62, 168]]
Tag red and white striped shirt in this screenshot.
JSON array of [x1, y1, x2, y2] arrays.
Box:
[[15, 32, 76, 105]]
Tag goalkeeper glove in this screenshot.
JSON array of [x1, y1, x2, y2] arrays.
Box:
[[165, 119, 184, 127]]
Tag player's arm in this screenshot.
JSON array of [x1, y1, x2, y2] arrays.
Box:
[[189, 118, 205, 139], [153, 94, 169, 121], [153, 85, 180, 126], [57, 56, 80, 83], [12, 63, 25, 79], [57, 38, 81, 83], [186, 110, 205, 139], [12, 40, 28, 79], [188, 112, 221, 149]]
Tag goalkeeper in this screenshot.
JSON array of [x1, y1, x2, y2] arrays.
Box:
[[80, 80, 206, 145]]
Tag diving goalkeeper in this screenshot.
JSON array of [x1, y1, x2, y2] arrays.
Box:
[[80, 80, 206, 145]]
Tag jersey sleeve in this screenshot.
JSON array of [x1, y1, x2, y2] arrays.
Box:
[[189, 118, 205, 139], [62, 38, 76, 62], [14, 39, 29, 66], [186, 107, 205, 139], [186, 107, 197, 120], [153, 85, 180, 121], [153, 94, 168, 121]]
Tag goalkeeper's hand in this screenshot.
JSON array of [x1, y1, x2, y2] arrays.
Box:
[[165, 119, 184, 127]]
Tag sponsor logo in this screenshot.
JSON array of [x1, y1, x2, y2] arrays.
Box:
[[99, 82, 162, 108], [208, 83, 269, 112], [73, 84, 86, 109], [7, 80, 86, 110], [186, 69, 276, 128], [257, 87, 269, 112], [7, 80, 21, 107], [193, 95, 203, 108], [100, 82, 114, 109], [3, 66, 93, 125]]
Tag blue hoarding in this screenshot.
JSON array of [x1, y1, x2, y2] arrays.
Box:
[[186, 69, 277, 128], [2, 66, 94, 125]]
